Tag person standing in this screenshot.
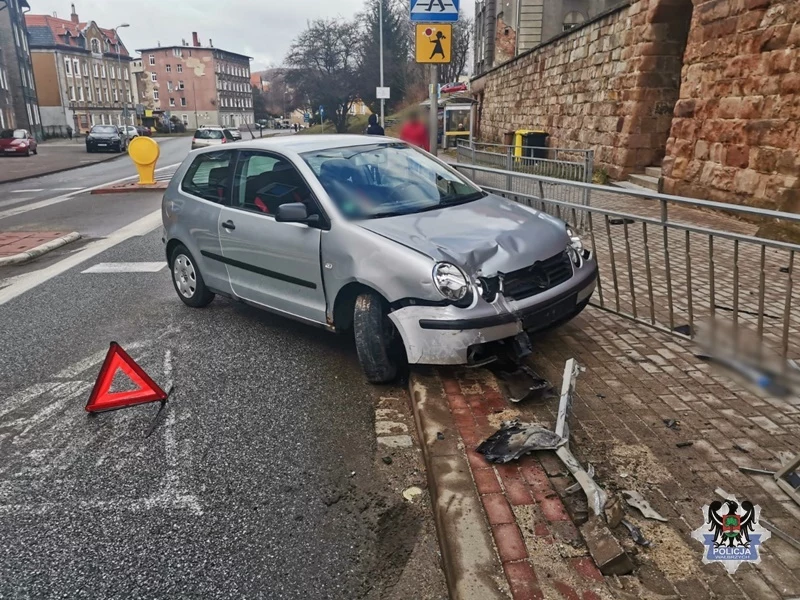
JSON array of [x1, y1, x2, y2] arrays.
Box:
[[399, 110, 430, 151], [365, 114, 384, 136]]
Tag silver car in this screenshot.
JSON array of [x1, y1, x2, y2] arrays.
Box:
[[191, 126, 234, 150], [162, 135, 597, 382]]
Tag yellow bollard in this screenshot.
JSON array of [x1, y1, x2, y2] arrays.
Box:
[[128, 137, 160, 185]]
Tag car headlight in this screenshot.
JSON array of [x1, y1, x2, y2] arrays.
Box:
[[433, 262, 470, 301], [566, 226, 583, 253]]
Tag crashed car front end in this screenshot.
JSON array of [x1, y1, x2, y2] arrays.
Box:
[[388, 230, 597, 365]]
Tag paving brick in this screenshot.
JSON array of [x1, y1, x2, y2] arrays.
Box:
[[473, 468, 502, 495], [503, 560, 544, 600], [482, 493, 516, 525], [503, 477, 535, 506], [539, 496, 571, 522], [569, 557, 604, 582], [493, 523, 529, 563], [553, 581, 581, 600]]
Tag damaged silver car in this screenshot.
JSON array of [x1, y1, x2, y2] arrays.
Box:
[[162, 135, 597, 383]]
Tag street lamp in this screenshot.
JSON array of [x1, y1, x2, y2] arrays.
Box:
[[114, 23, 130, 133], [379, 0, 385, 129]]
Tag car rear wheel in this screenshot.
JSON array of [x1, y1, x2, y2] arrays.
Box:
[[353, 291, 404, 384], [170, 245, 214, 308]]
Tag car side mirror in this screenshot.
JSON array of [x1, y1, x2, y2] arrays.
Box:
[[276, 202, 316, 225]]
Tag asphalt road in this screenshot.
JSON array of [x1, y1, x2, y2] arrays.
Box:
[[0, 135, 446, 598]]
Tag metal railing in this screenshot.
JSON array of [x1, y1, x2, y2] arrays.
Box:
[[453, 162, 800, 367], [457, 140, 594, 227]]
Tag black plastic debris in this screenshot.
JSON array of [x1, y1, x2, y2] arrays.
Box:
[[676, 441, 693, 448], [780, 267, 791, 274], [382, 456, 393, 465], [673, 324, 693, 336], [493, 366, 552, 403], [436, 432, 445, 441], [733, 443, 750, 453], [608, 218, 635, 226], [477, 420, 564, 463], [621, 519, 652, 547], [663, 419, 681, 431]]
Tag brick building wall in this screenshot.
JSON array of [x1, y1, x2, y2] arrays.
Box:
[[662, 0, 800, 212], [473, 0, 692, 180]]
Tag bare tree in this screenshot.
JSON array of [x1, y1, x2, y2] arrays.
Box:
[[285, 19, 361, 133], [440, 13, 472, 84]]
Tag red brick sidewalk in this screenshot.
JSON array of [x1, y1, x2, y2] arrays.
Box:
[[0, 232, 69, 257], [430, 304, 800, 599]]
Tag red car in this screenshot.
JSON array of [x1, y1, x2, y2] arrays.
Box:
[[0, 129, 38, 156], [440, 81, 468, 94]]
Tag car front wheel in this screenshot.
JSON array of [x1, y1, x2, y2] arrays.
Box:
[[353, 291, 404, 384], [170, 245, 214, 308]]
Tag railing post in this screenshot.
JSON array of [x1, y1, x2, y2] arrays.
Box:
[[471, 139, 476, 165], [506, 146, 514, 191], [582, 150, 593, 231]]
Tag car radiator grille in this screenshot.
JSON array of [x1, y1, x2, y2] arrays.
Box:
[[501, 251, 574, 301]]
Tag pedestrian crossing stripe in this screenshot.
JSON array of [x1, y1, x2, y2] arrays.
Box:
[[410, 0, 459, 22]]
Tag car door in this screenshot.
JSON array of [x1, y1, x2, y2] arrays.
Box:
[[217, 150, 327, 324], [173, 149, 235, 291]]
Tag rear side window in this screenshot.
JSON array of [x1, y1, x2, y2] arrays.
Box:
[[181, 151, 233, 204], [194, 129, 223, 139]]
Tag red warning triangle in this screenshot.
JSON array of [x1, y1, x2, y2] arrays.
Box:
[[85, 342, 168, 413]]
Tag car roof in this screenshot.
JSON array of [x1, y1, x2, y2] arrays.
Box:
[[232, 134, 396, 154]]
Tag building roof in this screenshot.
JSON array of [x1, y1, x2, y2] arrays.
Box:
[[25, 14, 130, 57], [135, 45, 252, 61]]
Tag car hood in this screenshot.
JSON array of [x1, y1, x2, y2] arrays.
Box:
[[356, 194, 570, 276], [0, 138, 24, 146]]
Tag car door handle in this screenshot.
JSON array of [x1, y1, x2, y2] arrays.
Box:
[[221, 220, 236, 231]]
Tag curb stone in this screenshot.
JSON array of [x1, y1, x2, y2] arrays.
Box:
[[0, 232, 82, 266], [408, 369, 509, 600]]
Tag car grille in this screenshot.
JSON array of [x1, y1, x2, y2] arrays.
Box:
[[501, 251, 574, 301]]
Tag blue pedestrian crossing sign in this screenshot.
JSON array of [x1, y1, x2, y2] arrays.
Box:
[[410, 0, 459, 22]]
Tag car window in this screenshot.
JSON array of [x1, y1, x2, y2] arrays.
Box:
[[232, 151, 317, 216], [194, 129, 224, 140], [91, 126, 117, 134], [181, 151, 233, 204], [301, 142, 483, 220]]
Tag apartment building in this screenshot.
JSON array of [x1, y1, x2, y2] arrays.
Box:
[[26, 5, 137, 133], [474, 0, 620, 76], [136, 32, 253, 130], [0, 0, 42, 135]]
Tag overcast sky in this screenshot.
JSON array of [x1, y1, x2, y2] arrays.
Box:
[[30, 0, 475, 70]]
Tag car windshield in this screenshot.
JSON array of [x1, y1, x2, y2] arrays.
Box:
[[91, 126, 117, 134], [195, 129, 224, 139], [302, 143, 485, 220], [1, 129, 26, 139]]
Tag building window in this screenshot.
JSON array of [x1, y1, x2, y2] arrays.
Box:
[[68, 85, 76, 101], [104, 88, 110, 102], [73, 59, 81, 77], [117, 67, 122, 79], [169, 98, 175, 107], [166, 64, 171, 72], [93, 63, 99, 77], [78, 86, 85, 101], [177, 64, 183, 73], [563, 11, 586, 31], [173, 48, 182, 57], [85, 86, 92, 101], [151, 72, 157, 82], [82, 62, 89, 77], [96, 86, 101, 100], [182, 114, 188, 125], [101, 65, 106, 77], [181, 97, 186, 107], [149, 54, 155, 65], [124, 69, 129, 81], [100, 114, 106, 124], [167, 81, 173, 92], [113, 88, 118, 102], [178, 81, 184, 90], [65, 58, 72, 76], [127, 89, 132, 102], [153, 90, 159, 100], [110, 67, 116, 80]]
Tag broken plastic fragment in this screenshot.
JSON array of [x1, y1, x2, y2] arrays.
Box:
[[402, 486, 423, 502], [621, 519, 652, 547], [476, 420, 564, 463], [622, 490, 668, 522]]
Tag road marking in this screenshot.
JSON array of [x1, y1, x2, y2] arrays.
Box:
[[10, 189, 44, 193], [82, 262, 166, 274], [0, 210, 162, 306], [0, 162, 180, 221], [0, 382, 61, 420]]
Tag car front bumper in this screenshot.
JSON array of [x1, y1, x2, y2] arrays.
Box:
[[2, 145, 30, 154], [389, 258, 598, 365]]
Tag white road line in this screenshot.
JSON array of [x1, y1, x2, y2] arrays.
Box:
[[54, 341, 146, 379], [0, 161, 181, 221], [0, 209, 162, 306], [10, 189, 43, 193], [81, 262, 166, 274], [0, 382, 61, 420]]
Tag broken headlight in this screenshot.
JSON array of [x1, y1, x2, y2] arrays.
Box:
[[432, 262, 470, 302], [566, 226, 583, 253]]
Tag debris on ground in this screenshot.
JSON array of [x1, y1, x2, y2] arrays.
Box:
[[673, 324, 693, 336], [733, 443, 750, 453], [604, 494, 625, 528], [566, 464, 595, 495], [477, 421, 563, 463], [676, 441, 693, 448], [492, 366, 553, 403], [436, 432, 445, 441], [608, 218, 635, 226], [622, 490, 668, 522], [402, 486, 423, 502], [620, 519, 652, 547], [662, 419, 680, 430], [580, 516, 635, 575], [382, 456, 393, 465]]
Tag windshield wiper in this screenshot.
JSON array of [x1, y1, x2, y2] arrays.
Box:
[[439, 191, 487, 206]]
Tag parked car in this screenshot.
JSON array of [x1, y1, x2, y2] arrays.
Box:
[[121, 125, 139, 139], [191, 127, 234, 150], [228, 127, 242, 140], [86, 125, 127, 153], [162, 136, 597, 383], [136, 126, 152, 137], [440, 81, 468, 94], [0, 129, 37, 156]]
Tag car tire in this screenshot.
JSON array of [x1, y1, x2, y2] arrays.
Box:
[[32, 147, 37, 155], [353, 291, 404, 384], [170, 245, 214, 308]]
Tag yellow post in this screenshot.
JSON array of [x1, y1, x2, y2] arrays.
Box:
[[128, 137, 160, 185]]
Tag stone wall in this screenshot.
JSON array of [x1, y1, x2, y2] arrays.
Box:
[[662, 0, 800, 212], [473, 0, 692, 179]]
